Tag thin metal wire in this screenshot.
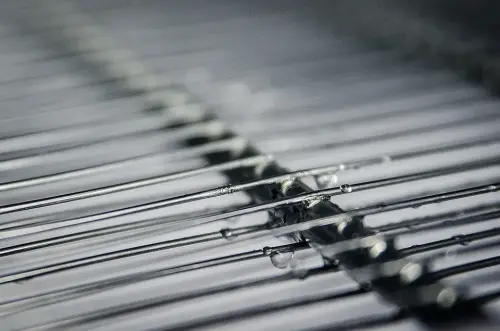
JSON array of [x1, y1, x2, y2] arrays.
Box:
[[1, 157, 497, 257], [0, 135, 242, 176], [0, 154, 367, 213], [400, 227, 500, 256], [375, 206, 500, 234], [155, 288, 367, 331], [2, 1, 499, 329], [0, 265, 336, 322], [1, 181, 498, 288], [0, 119, 225, 162]]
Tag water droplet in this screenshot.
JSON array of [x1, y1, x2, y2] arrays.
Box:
[[281, 178, 297, 194], [400, 262, 423, 284], [437, 287, 458, 309], [270, 251, 295, 269], [340, 184, 353, 193], [369, 240, 387, 259], [220, 228, 234, 239], [305, 198, 323, 209], [262, 246, 273, 256], [337, 221, 348, 234], [314, 173, 338, 189]]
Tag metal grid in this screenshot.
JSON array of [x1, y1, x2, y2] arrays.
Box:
[[1, 1, 500, 330]]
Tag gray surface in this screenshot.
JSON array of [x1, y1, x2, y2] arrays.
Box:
[[0, 1, 499, 330]]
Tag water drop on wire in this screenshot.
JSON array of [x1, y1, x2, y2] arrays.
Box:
[[270, 251, 295, 269], [340, 184, 353, 193], [262, 246, 273, 256], [314, 173, 338, 189], [220, 228, 234, 239]]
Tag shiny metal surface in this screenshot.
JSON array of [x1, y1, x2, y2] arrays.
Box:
[[0, 1, 499, 330]]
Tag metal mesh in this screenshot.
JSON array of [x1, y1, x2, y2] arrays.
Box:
[[1, 1, 499, 330]]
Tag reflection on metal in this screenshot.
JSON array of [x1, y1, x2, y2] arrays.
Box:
[[0, 0, 499, 330]]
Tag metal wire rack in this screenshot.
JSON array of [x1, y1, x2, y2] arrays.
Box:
[[1, 1, 500, 330]]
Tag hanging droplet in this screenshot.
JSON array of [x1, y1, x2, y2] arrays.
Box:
[[220, 228, 234, 240], [313, 173, 338, 189], [399, 262, 423, 284], [270, 251, 295, 269], [437, 287, 458, 309], [340, 184, 353, 193], [262, 246, 273, 256]]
